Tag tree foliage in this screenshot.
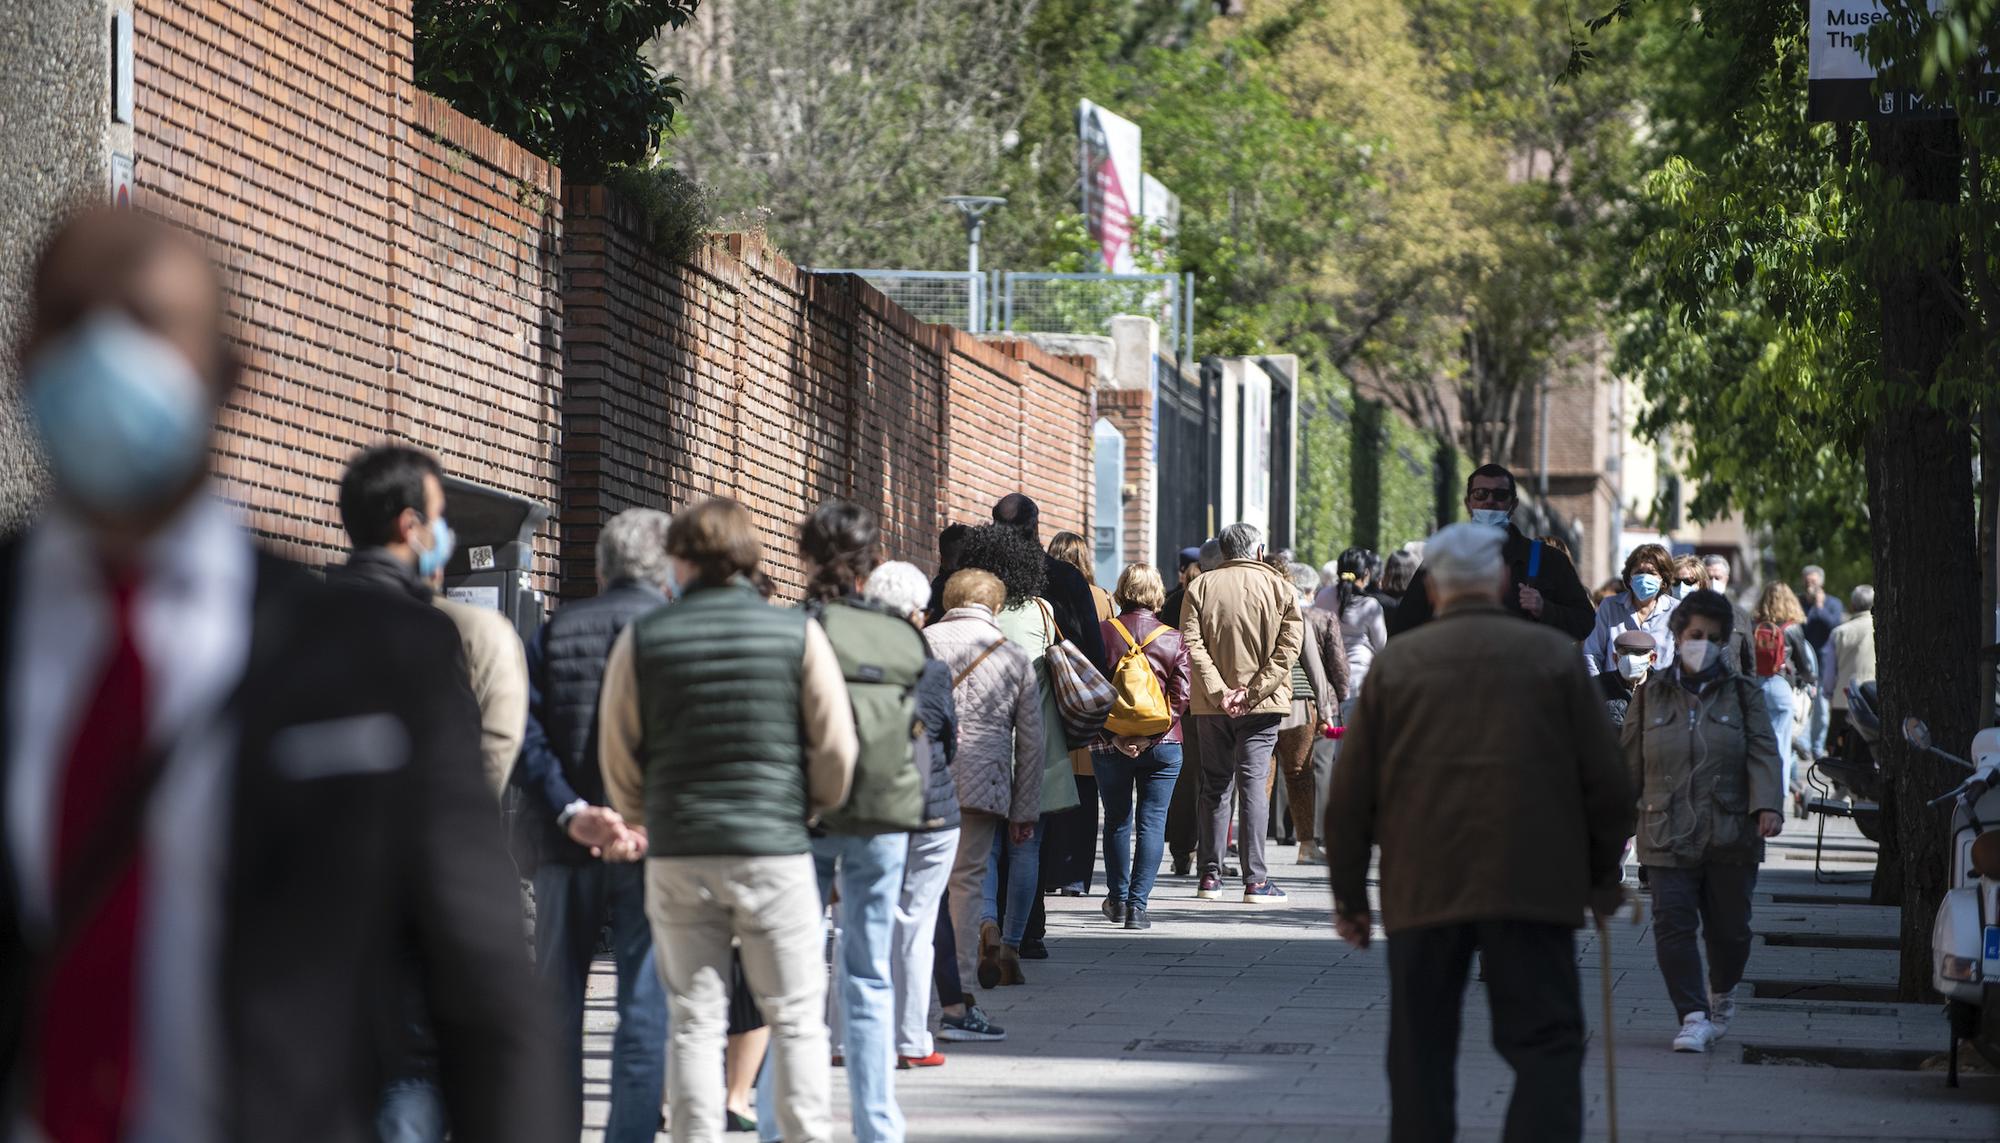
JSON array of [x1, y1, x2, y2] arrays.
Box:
[[654, 0, 1045, 268], [1576, 0, 1999, 997], [414, 0, 698, 179]]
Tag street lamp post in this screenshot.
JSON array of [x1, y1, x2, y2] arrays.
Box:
[[945, 195, 1004, 332]]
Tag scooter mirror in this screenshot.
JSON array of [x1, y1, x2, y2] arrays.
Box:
[[1902, 717, 1932, 752]]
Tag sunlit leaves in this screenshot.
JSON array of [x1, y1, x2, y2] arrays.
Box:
[[413, 0, 699, 178]]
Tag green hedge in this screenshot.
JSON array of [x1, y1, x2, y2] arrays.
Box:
[[1293, 375, 1451, 568]]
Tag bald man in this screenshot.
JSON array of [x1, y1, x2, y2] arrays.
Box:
[[0, 210, 557, 1142]]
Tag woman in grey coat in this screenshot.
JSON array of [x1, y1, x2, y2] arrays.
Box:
[[923, 568, 1045, 990], [1623, 589, 1785, 1055]]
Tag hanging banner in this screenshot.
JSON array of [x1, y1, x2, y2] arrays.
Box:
[[1808, 1, 1958, 121], [1079, 100, 1141, 272]]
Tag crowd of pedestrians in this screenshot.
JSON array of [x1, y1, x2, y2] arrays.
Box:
[[0, 213, 1884, 1143]]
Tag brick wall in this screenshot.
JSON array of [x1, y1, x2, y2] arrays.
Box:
[[131, 1, 563, 582], [126, 0, 1093, 601], [563, 186, 1093, 600], [1098, 387, 1155, 569]]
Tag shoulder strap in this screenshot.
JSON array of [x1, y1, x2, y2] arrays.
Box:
[[1110, 616, 1139, 651], [1035, 597, 1056, 644], [1136, 625, 1168, 651], [953, 638, 1007, 689], [1527, 540, 1543, 579]]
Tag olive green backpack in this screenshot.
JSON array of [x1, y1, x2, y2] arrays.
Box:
[[812, 598, 930, 835]]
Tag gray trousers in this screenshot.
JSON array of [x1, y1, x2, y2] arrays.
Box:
[[1193, 712, 1284, 885], [1647, 863, 1759, 1020]]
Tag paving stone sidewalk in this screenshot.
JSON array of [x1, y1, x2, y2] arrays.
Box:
[[585, 815, 2000, 1141]]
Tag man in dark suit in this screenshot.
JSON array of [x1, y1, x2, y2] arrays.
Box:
[[1388, 464, 1595, 641], [0, 209, 557, 1142]]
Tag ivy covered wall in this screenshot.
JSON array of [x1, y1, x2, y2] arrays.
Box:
[[1294, 376, 1454, 568]]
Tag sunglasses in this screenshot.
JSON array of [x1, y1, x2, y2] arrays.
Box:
[[1467, 488, 1515, 505]]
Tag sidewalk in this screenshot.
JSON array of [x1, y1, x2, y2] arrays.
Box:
[[583, 815, 2000, 1141]]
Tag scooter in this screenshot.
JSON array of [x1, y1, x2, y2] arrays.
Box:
[[1899, 716, 2000, 1083]]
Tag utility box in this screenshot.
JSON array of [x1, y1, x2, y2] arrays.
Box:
[[440, 476, 550, 645]]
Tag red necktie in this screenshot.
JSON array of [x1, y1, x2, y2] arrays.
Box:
[[35, 572, 149, 1142]]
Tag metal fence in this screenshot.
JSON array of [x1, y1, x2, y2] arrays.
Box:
[[809, 269, 986, 332], [999, 272, 1194, 366]]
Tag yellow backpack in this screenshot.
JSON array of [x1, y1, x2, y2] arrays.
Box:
[[1103, 618, 1173, 737]]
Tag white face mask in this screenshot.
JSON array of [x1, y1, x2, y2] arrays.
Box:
[[1469, 508, 1511, 529], [1617, 652, 1651, 681], [1678, 639, 1715, 673]]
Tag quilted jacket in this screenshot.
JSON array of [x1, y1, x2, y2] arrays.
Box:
[[923, 605, 1045, 824]]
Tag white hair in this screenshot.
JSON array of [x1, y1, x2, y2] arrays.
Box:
[[864, 560, 932, 619], [1424, 523, 1505, 598], [1319, 560, 1339, 587], [1218, 523, 1263, 561], [598, 508, 673, 587], [1288, 562, 1320, 595]]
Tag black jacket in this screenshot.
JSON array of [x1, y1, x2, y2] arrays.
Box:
[[1388, 526, 1594, 641], [0, 545, 558, 1141], [1160, 584, 1188, 630], [326, 545, 433, 603], [1042, 554, 1108, 666], [514, 580, 668, 866]]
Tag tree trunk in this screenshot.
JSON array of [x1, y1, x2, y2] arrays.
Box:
[[1864, 119, 1979, 1001]]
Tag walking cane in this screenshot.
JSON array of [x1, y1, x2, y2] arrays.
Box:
[[1596, 888, 1642, 1143]]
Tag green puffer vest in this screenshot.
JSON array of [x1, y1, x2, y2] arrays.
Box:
[[631, 582, 812, 857]]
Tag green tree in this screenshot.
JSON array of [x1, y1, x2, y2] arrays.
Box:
[[414, 0, 698, 178], [1578, 1, 1994, 996]]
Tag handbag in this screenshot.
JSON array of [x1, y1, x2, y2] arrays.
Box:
[[1036, 599, 1114, 745]]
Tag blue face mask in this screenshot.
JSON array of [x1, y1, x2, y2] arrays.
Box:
[[26, 313, 210, 516], [417, 515, 455, 579], [1469, 508, 1511, 529], [1629, 573, 1662, 602]]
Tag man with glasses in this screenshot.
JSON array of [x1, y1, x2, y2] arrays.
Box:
[[1388, 464, 1595, 640]]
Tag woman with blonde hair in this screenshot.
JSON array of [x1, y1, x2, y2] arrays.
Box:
[[1746, 581, 1818, 808], [1090, 563, 1191, 930], [1048, 530, 1115, 620]]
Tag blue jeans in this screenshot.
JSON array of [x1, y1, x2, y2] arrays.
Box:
[[533, 859, 669, 1143], [981, 826, 1040, 946], [376, 1078, 445, 1143], [1760, 675, 1798, 797], [813, 833, 908, 1143], [1807, 688, 1830, 759], [1093, 743, 1183, 910]]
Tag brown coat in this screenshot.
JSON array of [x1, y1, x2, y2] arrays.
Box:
[[1325, 602, 1634, 933], [1622, 669, 1783, 868], [1182, 558, 1304, 716]]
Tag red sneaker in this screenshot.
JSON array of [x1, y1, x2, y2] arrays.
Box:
[[898, 1051, 947, 1069]]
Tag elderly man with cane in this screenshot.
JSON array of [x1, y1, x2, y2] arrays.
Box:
[[1326, 523, 1635, 1143]]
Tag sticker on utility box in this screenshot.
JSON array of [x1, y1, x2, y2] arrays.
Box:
[[469, 545, 496, 570], [1985, 925, 1999, 964]]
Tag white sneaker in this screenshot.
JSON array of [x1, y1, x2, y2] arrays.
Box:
[[1672, 1012, 1718, 1053], [1707, 988, 1738, 1039], [1296, 840, 1325, 865]]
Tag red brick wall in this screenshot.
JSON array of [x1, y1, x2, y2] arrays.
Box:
[[129, 0, 1092, 601], [564, 186, 1094, 600], [1099, 387, 1155, 568], [132, 1, 563, 582]]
